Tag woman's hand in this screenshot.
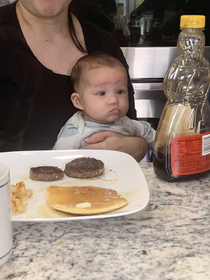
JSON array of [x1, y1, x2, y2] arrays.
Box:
[[81, 131, 148, 162]]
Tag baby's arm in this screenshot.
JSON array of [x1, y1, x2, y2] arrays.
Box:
[[131, 120, 156, 150], [53, 124, 82, 150]]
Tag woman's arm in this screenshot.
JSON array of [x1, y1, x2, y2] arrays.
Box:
[[81, 131, 148, 162]]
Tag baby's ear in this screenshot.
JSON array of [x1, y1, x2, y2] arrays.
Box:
[[71, 92, 84, 110]]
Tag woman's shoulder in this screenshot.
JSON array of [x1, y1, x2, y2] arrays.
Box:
[[77, 16, 127, 66], [77, 16, 120, 51], [0, 2, 16, 24], [78, 16, 115, 41], [77, 15, 113, 36]]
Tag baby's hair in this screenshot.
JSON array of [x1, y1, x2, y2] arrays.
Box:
[[71, 51, 126, 91]]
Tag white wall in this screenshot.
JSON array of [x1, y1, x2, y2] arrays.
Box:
[[0, 0, 16, 6]]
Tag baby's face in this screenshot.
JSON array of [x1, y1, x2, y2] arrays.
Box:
[[79, 66, 129, 124]]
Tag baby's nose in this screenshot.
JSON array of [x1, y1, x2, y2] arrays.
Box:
[[109, 94, 119, 104]]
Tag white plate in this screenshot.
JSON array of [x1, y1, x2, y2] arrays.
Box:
[[0, 150, 149, 222]]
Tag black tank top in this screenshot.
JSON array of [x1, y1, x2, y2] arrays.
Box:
[[0, 2, 136, 151]]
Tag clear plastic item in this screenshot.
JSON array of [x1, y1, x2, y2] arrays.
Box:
[[153, 15, 210, 181]]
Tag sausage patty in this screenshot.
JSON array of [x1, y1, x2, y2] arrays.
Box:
[[30, 166, 64, 181], [64, 157, 105, 179]]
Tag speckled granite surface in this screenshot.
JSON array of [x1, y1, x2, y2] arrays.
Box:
[[1, 162, 210, 280]]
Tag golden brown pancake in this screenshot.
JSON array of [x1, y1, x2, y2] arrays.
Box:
[[45, 185, 128, 215]]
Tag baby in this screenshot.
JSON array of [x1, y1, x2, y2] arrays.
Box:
[[53, 52, 155, 150]]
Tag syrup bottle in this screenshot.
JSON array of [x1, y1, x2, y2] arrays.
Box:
[[153, 15, 210, 181]]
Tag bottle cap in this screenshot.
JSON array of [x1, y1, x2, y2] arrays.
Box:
[[180, 15, 205, 28]]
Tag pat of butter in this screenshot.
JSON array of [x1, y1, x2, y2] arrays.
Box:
[[75, 202, 92, 208]]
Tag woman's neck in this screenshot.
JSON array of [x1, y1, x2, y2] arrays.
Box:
[[16, 1, 70, 41], [15, 1, 86, 75]]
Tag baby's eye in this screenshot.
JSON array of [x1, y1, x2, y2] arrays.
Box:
[[117, 89, 124, 94], [97, 91, 106, 96]]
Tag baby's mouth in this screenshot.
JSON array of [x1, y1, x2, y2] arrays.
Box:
[[110, 108, 120, 115]]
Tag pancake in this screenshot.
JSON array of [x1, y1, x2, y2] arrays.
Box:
[[45, 185, 128, 215]]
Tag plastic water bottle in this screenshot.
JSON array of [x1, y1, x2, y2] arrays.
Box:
[[153, 15, 210, 181]]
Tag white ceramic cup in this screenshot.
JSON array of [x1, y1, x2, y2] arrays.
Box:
[[0, 162, 13, 266]]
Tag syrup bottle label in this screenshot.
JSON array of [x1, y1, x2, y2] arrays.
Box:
[[171, 132, 210, 176]]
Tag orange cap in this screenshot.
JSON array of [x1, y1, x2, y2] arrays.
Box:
[[180, 15, 205, 28]]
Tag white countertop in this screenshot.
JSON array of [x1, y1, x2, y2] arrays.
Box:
[[1, 162, 210, 280]]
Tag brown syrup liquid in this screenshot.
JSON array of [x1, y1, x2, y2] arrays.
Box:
[[153, 147, 210, 182]]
